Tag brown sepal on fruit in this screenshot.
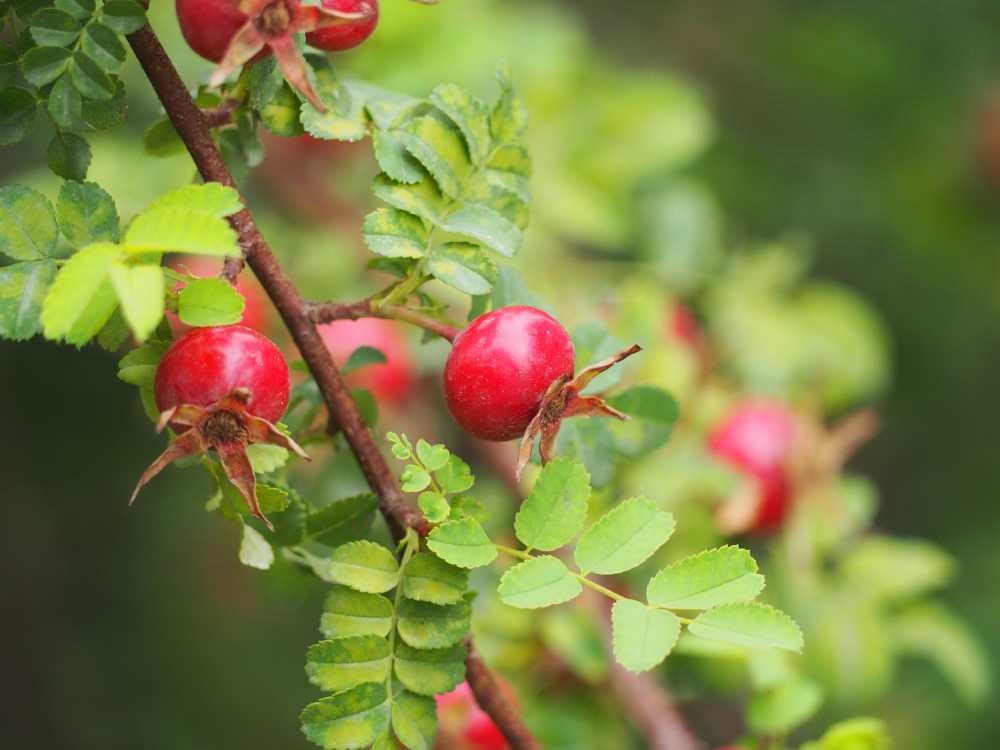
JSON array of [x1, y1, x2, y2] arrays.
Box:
[[516, 345, 642, 479], [130, 388, 309, 530], [209, 0, 376, 111]]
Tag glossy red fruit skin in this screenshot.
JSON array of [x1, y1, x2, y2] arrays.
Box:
[[154, 326, 290, 424], [319, 318, 415, 405], [444, 306, 575, 442], [306, 0, 378, 51], [175, 0, 270, 63], [709, 400, 796, 530], [464, 712, 508, 750], [168, 257, 270, 333]]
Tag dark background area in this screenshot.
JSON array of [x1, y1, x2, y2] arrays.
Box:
[[2, 0, 998, 747]]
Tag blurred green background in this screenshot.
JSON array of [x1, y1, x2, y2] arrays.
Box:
[[2, 0, 998, 748]]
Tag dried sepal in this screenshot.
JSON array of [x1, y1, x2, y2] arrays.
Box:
[[516, 345, 642, 479], [130, 388, 310, 530]]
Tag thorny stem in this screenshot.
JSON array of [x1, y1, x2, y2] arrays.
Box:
[[126, 18, 536, 750]]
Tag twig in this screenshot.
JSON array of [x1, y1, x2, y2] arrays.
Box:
[[126, 20, 534, 748], [309, 298, 459, 342], [465, 639, 543, 750], [202, 99, 239, 128]]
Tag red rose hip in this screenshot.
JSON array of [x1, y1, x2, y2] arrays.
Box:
[[319, 318, 415, 406], [133, 326, 306, 528], [708, 399, 797, 531], [444, 306, 575, 441], [155, 325, 290, 423], [306, 0, 378, 51], [175, 0, 265, 63]]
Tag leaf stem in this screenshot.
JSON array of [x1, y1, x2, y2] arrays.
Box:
[[493, 544, 627, 601]]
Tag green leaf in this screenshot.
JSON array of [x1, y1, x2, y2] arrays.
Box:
[[41, 241, 119, 345], [611, 599, 681, 672], [29, 9, 81, 47], [415, 440, 450, 472], [498, 555, 582, 609], [748, 676, 824, 735], [487, 143, 531, 179], [306, 635, 391, 692], [355, 83, 422, 130], [96, 307, 130, 351], [0, 260, 57, 340], [260, 82, 305, 136], [362, 208, 427, 259], [124, 209, 240, 256], [54, 0, 95, 21], [434, 454, 474, 494], [390, 691, 437, 750], [117, 339, 168, 387], [239, 520, 274, 570], [394, 642, 466, 697], [515, 457, 590, 551], [306, 494, 377, 548], [426, 518, 497, 569], [146, 183, 243, 218], [607, 385, 679, 454], [647, 546, 765, 611], [47, 74, 82, 130], [70, 51, 114, 100], [82, 75, 126, 129], [99, 0, 146, 34], [440, 203, 522, 258], [490, 64, 528, 144], [351, 388, 379, 427], [372, 129, 423, 184], [56, 181, 118, 248], [342, 345, 388, 374], [0, 45, 15, 90], [300, 683, 390, 750], [320, 585, 394, 639], [401, 552, 468, 605], [398, 111, 471, 199], [418, 491, 449, 524], [799, 718, 891, 750], [372, 174, 445, 225], [427, 242, 497, 295], [246, 57, 282, 111], [245, 443, 289, 473], [109, 260, 164, 342], [449, 495, 488, 524], [400, 464, 431, 492], [0, 87, 37, 146], [143, 118, 186, 157], [20, 46, 71, 87], [178, 277, 245, 326], [688, 603, 804, 652], [841, 536, 954, 602], [81, 23, 125, 71], [47, 131, 91, 180], [396, 597, 471, 649], [300, 67, 367, 142], [890, 603, 991, 705], [0, 185, 58, 260], [430, 84, 491, 166], [326, 540, 400, 594], [574, 497, 674, 575]]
